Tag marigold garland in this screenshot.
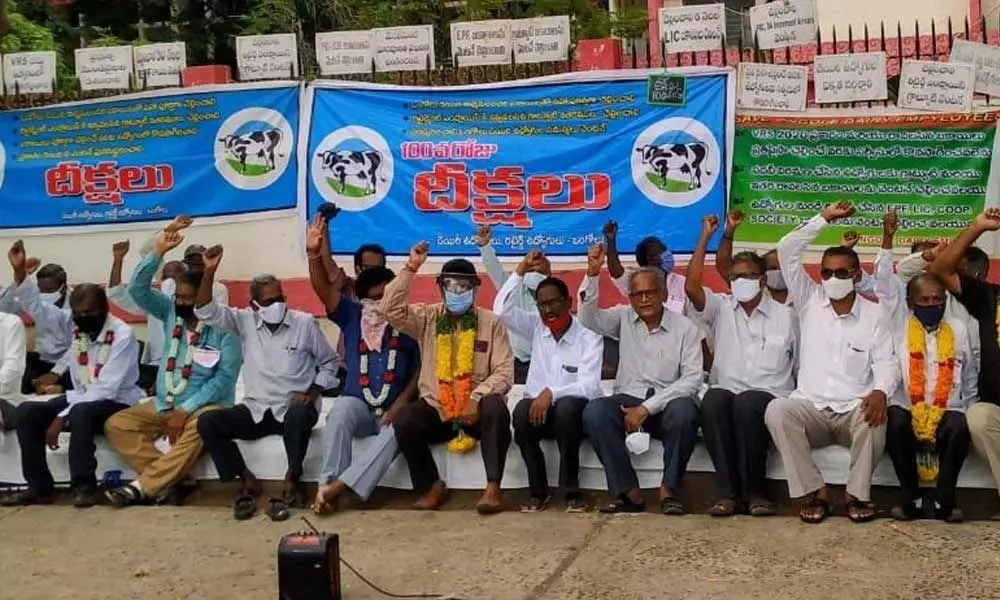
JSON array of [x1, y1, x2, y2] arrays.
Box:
[[907, 316, 956, 483], [435, 312, 478, 454]]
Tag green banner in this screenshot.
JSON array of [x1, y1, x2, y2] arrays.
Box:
[[732, 113, 999, 247]]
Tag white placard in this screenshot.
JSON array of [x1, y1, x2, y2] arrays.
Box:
[[510, 15, 570, 64], [236, 33, 298, 80], [736, 62, 808, 111], [133, 42, 186, 88], [813, 52, 888, 103], [4, 51, 56, 94], [451, 20, 512, 67], [374, 25, 435, 72], [658, 4, 726, 54], [749, 0, 818, 50], [899, 59, 974, 112], [950, 39, 1000, 96], [315, 30, 374, 75], [75, 46, 133, 91]]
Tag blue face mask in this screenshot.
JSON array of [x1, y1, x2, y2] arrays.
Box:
[[444, 289, 474, 314], [661, 251, 675, 274]]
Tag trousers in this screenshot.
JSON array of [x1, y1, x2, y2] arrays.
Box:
[[197, 403, 319, 482], [967, 402, 1000, 495], [582, 394, 700, 497], [21, 353, 71, 395], [394, 396, 511, 492], [13, 396, 127, 492], [104, 401, 221, 497], [886, 405, 970, 509], [512, 396, 588, 499], [700, 388, 774, 502], [320, 396, 399, 501]]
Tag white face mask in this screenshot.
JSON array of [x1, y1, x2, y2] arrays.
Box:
[[522, 271, 546, 292], [255, 301, 287, 325], [730, 278, 762, 303], [765, 269, 786, 291], [855, 272, 876, 295], [822, 277, 855, 301], [160, 278, 176, 297], [625, 431, 650, 455], [39, 291, 62, 305]]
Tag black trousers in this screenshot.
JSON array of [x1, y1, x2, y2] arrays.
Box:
[[886, 405, 971, 509], [21, 352, 72, 394], [512, 396, 588, 499], [700, 388, 774, 502], [513, 360, 530, 385], [394, 396, 511, 492], [13, 396, 127, 492], [197, 403, 319, 483], [137, 364, 159, 396]]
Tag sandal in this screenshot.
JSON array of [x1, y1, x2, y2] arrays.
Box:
[[565, 495, 588, 513], [749, 499, 777, 517], [799, 496, 831, 524], [660, 497, 686, 516], [233, 494, 258, 521], [599, 497, 646, 514], [105, 485, 149, 508], [267, 497, 291, 522], [708, 498, 739, 517], [846, 499, 877, 523], [520, 496, 551, 514]]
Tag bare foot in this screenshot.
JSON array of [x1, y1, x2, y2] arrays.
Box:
[[413, 481, 449, 510], [475, 482, 504, 515], [312, 480, 347, 515]]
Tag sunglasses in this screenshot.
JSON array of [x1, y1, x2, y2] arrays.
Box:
[[820, 268, 855, 280]]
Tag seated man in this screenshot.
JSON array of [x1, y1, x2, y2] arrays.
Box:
[[194, 245, 338, 521], [476, 225, 552, 384], [715, 211, 790, 305], [380, 242, 514, 514], [0, 311, 27, 429], [765, 202, 899, 524], [579, 244, 703, 515], [2, 273, 143, 507], [103, 230, 242, 507], [494, 251, 602, 513], [304, 214, 420, 513], [686, 215, 797, 517]]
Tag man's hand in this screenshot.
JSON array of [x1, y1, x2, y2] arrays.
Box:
[[42, 384, 63, 395], [822, 201, 855, 223], [288, 392, 314, 406], [380, 404, 402, 428], [8, 239, 25, 273], [586, 243, 605, 277], [725, 210, 744, 233], [973, 208, 1000, 232], [164, 216, 193, 233], [154, 231, 184, 257], [861, 390, 888, 426], [701, 214, 720, 239], [621, 404, 649, 434], [112, 240, 130, 261], [516, 250, 545, 277], [841, 231, 860, 249], [529, 389, 553, 427], [32, 372, 59, 394], [164, 409, 188, 445], [306, 214, 327, 257], [407, 241, 430, 272], [603, 220, 618, 244], [202, 245, 224, 271], [25, 257, 41, 275], [474, 224, 491, 248], [458, 396, 480, 426], [883, 209, 900, 238], [45, 417, 65, 450], [922, 240, 949, 262]]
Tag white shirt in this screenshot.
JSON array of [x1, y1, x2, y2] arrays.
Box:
[[691, 291, 797, 396], [493, 273, 604, 401], [12, 277, 73, 364], [777, 215, 900, 413], [0, 312, 26, 400]]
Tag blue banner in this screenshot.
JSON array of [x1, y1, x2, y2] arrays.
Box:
[[307, 73, 730, 255], [0, 84, 299, 228]]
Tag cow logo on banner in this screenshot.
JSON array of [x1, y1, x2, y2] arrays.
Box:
[[630, 117, 720, 208], [214, 107, 294, 191], [310, 126, 394, 211]]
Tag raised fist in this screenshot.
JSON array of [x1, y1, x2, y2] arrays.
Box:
[[112, 240, 130, 260], [154, 231, 184, 257], [883, 209, 899, 237], [306, 214, 327, 256], [822, 201, 855, 223], [586, 243, 606, 276], [474, 224, 491, 248], [202, 245, 224, 271], [702, 214, 720, 237], [603, 220, 618, 242], [407, 242, 430, 271], [726, 210, 744, 231], [974, 208, 1000, 232], [164, 216, 193, 233], [841, 231, 860, 249], [7, 240, 25, 270]]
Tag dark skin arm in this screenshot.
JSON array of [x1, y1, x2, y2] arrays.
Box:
[[306, 214, 343, 313], [109, 240, 130, 288], [603, 220, 625, 279], [290, 384, 325, 406], [685, 214, 719, 312], [382, 364, 420, 426], [881, 209, 898, 250], [715, 210, 742, 281], [195, 245, 223, 308], [928, 208, 1000, 295]]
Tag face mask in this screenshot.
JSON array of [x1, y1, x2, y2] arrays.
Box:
[[731, 278, 762, 303], [913, 304, 946, 330], [175, 303, 195, 319], [765, 269, 786, 291], [661, 251, 675, 274], [39, 291, 62, 305], [625, 431, 650, 455], [855, 272, 876, 295], [444, 289, 474, 315], [254, 301, 287, 325], [544, 310, 572, 336], [160, 278, 177, 297], [522, 272, 546, 292], [73, 314, 106, 338], [822, 277, 856, 301]]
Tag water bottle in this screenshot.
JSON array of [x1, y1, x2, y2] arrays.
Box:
[[103, 469, 123, 489]]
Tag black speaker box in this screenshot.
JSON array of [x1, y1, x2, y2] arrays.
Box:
[[277, 532, 341, 600]]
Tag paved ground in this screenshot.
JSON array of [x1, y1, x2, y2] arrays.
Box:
[[3, 504, 1000, 600]]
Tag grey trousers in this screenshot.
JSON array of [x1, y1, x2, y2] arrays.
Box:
[[321, 396, 398, 501], [764, 395, 885, 502]]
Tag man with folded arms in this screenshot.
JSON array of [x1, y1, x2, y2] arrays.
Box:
[[494, 250, 603, 513]]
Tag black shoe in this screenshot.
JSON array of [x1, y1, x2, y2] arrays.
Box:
[[936, 506, 965, 523], [1, 489, 55, 507], [891, 502, 920, 521], [72, 487, 101, 508], [599, 497, 646, 514]]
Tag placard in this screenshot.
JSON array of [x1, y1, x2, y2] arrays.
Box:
[[451, 20, 512, 67], [950, 39, 1000, 97], [647, 73, 687, 106], [236, 33, 299, 80], [658, 4, 726, 54], [316, 30, 374, 75], [749, 0, 818, 50], [75, 46, 133, 91], [736, 62, 807, 111], [813, 52, 888, 104], [133, 42, 186, 88], [510, 16, 570, 64], [3, 51, 56, 94], [899, 59, 974, 112], [373, 25, 435, 72]]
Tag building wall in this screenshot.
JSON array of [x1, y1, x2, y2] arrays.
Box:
[[816, 0, 969, 39]]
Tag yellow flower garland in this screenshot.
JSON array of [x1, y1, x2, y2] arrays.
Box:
[[435, 313, 478, 454], [907, 316, 956, 483]]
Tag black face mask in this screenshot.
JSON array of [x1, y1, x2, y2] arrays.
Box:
[[913, 304, 946, 330], [175, 303, 196, 319], [73, 314, 106, 339]]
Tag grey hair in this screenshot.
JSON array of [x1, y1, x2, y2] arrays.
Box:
[[628, 267, 666, 291], [250, 274, 281, 300]]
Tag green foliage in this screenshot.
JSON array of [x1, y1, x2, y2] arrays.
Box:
[[0, 10, 55, 53]]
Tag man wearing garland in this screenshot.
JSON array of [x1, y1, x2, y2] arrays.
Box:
[[102, 230, 242, 507], [2, 257, 144, 507], [380, 242, 514, 514], [494, 250, 603, 513], [305, 214, 420, 513], [928, 208, 1000, 519], [194, 246, 339, 521]]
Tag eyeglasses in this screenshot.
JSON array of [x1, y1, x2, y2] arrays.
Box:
[[440, 277, 474, 294], [628, 289, 661, 300], [820, 268, 855, 280]]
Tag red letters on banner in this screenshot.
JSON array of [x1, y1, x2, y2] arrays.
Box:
[[44, 161, 175, 206]]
